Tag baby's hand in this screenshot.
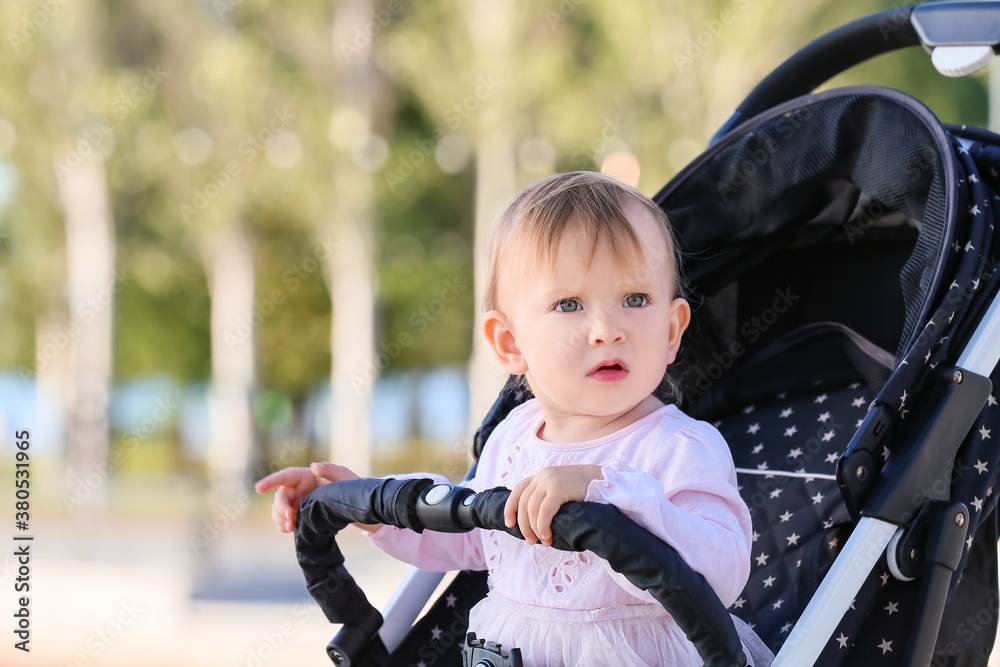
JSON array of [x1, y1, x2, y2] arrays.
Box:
[[255, 462, 359, 533], [503, 465, 603, 547]]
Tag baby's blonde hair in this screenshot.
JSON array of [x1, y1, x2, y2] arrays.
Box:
[[483, 171, 684, 313], [482, 171, 687, 403]]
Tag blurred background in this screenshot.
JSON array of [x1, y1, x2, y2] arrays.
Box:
[[0, 0, 995, 665]]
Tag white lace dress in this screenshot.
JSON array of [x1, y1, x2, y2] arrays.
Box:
[[368, 399, 754, 666]]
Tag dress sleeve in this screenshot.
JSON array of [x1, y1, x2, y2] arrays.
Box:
[[365, 472, 487, 573], [583, 423, 752, 608]]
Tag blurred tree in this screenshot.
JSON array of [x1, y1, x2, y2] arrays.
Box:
[[0, 0, 121, 501]]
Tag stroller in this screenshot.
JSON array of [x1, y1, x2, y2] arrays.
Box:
[[292, 3, 1000, 666]]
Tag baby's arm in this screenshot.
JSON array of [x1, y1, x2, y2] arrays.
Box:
[[585, 428, 752, 607]]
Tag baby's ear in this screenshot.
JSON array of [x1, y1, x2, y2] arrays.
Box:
[[666, 297, 692, 364], [483, 310, 528, 375]]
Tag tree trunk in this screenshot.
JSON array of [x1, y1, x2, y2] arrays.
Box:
[[464, 1, 518, 428], [57, 154, 115, 505], [202, 225, 256, 503], [328, 0, 377, 475]]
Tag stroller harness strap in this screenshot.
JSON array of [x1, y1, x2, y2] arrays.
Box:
[[295, 477, 749, 667]]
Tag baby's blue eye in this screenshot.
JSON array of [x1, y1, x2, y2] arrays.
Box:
[[555, 299, 582, 312], [623, 293, 648, 308]]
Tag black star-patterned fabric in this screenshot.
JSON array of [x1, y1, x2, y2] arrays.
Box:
[[719, 383, 863, 654]]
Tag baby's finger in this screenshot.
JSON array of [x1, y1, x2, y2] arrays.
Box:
[[311, 462, 358, 484], [517, 482, 539, 545], [274, 487, 297, 532], [271, 497, 292, 532], [535, 496, 561, 547], [255, 468, 303, 494], [504, 477, 530, 528]]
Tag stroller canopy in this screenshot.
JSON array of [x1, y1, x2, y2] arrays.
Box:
[[654, 85, 959, 364]]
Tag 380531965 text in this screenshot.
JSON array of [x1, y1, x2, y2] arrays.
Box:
[[13, 429, 32, 653]]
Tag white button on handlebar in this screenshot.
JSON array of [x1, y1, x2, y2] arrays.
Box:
[[424, 485, 451, 506]]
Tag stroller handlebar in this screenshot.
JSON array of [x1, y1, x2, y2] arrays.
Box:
[[712, 1, 1000, 145], [295, 477, 748, 667]]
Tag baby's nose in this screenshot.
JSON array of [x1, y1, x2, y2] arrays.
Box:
[[588, 313, 625, 345]]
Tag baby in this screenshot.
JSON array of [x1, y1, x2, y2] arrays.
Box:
[[257, 171, 754, 666]]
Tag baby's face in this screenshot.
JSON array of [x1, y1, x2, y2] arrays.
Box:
[[500, 204, 689, 422]]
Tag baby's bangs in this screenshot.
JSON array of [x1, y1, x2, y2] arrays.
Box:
[[520, 179, 643, 271]]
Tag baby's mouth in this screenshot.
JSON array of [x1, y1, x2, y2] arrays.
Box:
[[588, 360, 628, 381]]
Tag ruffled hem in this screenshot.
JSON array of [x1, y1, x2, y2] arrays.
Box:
[[469, 592, 702, 667]]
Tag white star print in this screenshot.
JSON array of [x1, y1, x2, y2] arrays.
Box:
[[780, 511, 793, 523], [814, 393, 828, 403], [812, 492, 824, 504], [885, 601, 899, 615], [770, 488, 783, 499], [788, 447, 803, 459], [878, 639, 893, 655], [836, 633, 849, 649], [787, 532, 800, 546], [825, 452, 839, 464], [752, 530, 760, 542], [763, 576, 776, 588], [970, 173, 980, 183], [784, 426, 798, 437], [881, 571, 890, 586], [900, 390, 908, 406], [966, 241, 975, 252], [757, 462, 769, 471], [968, 536, 974, 550], [981, 426, 992, 440], [756, 552, 770, 566], [828, 536, 839, 549], [822, 430, 836, 442], [733, 597, 745, 609], [446, 594, 457, 607], [431, 626, 443, 640], [989, 394, 998, 407], [970, 204, 982, 216], [742, 405, 755, 414], [781, 622, 793, 634], [747, 422, 761, 434], [772, 598, 784, 610], [849, 382, 861, 389], [780, 408, 794, 418], [752, 443, 764, 455], [972, 497, 984, 512], [852, 397, 866, 407], [818, 411, 831, 422], [882, 446, 891, 461], [925, 349, 933, 363], [975, 460, 989, 475]]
